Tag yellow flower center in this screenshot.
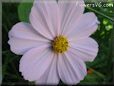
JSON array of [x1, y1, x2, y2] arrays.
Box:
[[52, 35, 69, 53]]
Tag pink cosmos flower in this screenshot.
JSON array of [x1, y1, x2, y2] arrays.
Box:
[[8, 0, 99, 85]]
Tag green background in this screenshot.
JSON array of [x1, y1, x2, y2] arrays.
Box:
[[2, 0, 114, 85]]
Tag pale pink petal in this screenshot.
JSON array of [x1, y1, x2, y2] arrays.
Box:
[[57, 53, 87, 84], [19, 45, 54, 81], [58, 0, 85, 35], [29, 0, 60, 39], [35, 54, 59, 85], [69, 37, 98, 62], [65, 12, 99, 40], [8, 22, 49, 55], [9, 22, 49, 41]]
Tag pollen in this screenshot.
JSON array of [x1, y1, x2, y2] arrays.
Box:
[[52, 35, 69, 53]]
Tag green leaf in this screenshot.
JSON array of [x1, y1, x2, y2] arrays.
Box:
[[18, 1, 33, 22]]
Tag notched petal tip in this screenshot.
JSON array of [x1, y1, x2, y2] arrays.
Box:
[[89, 12, 100, 24], [96, 19, 100, 24], [8, 39, 22, 55]]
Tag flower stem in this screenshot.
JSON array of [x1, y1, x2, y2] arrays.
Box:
[[86, 7, 114, 22]]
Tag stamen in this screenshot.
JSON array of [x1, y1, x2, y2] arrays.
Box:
[[52, 35, 69, 53]]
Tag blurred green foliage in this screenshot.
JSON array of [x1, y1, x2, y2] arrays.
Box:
[[2, 1, 114, 85], [18, 2, 33, 22]]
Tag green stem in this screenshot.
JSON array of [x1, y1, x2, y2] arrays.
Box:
[[86, 7, 114, 22], [87, 66, 105, 79], [93, 69, 105, 79]]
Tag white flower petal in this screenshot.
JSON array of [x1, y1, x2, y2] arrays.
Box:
[[69, 37, 98, 62], [35, 54, 59, 85], [8, 22, 49, 55], [9, 22, 48, 41], [65, 12, 99, 40], [57, 53, 87, 84], [19, 45, 54, 81], [8, 37, 50, 55], [58, 0, 85, 35], [30, 0, 60, 39]]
